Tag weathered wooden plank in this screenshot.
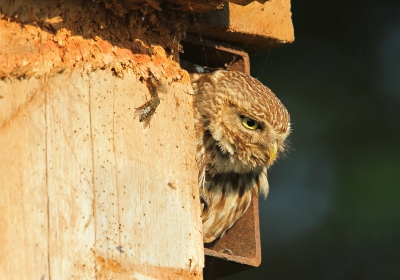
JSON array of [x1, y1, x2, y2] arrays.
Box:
[[0, 66, 204, 279], [45, 67, 97, 279], [89, 69, 203, 279], [0, 79, 49, 279], [89, 69, 123, 279], [0, 0, 205, 277]]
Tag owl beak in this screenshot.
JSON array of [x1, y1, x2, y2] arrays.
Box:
[[268, 142, 278, 164]]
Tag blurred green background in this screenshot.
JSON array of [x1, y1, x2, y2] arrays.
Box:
[[224, 0, 400, 279]]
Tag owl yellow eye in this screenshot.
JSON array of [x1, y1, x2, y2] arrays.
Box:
[[241, 116, 261, 130]]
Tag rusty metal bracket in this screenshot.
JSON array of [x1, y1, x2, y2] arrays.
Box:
[[180, 35, 261, 280]]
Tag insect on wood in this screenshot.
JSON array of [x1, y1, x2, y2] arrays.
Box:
[[135, 74, 161, 127]]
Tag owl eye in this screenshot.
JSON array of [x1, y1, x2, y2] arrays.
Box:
[[241, 116, 261, 130]]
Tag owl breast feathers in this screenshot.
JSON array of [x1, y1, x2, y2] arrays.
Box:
[[191, 70, 290, 243]]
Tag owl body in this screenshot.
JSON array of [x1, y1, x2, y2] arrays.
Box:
[[191, 70, 290, 243]]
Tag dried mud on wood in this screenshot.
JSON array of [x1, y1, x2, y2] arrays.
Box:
[[0, 0, 190, 81]]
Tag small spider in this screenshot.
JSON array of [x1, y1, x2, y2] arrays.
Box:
[[116, 246, 125, 253]]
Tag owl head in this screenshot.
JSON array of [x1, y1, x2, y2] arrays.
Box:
[[191, 70, 290, 176]]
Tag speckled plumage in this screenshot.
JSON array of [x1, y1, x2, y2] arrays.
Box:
[[191, 70, 290, 243]]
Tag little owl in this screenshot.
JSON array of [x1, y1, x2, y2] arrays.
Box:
[[191, 70, 290, 243]]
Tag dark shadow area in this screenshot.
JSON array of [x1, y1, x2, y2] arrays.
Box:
[[195, 4, 230, 28], [180, 34, 249, 73], [222, 0, 400, 279]]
